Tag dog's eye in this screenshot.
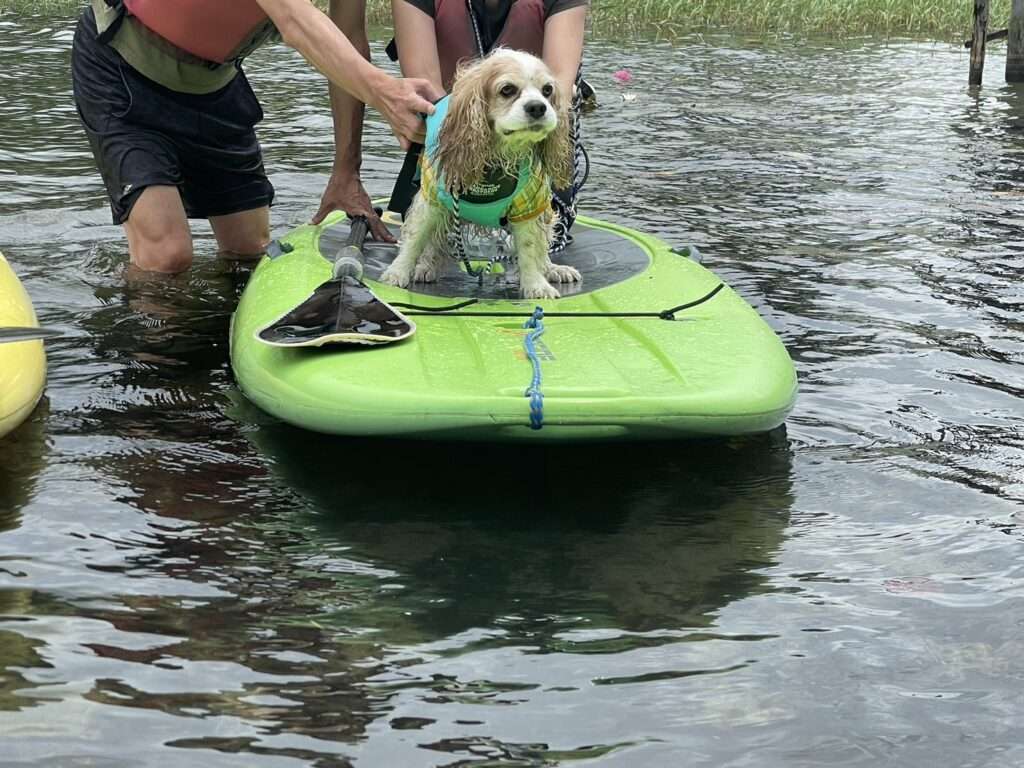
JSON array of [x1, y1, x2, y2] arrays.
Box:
[[542, 83, 554, 98], [499, 84, 519, 99]]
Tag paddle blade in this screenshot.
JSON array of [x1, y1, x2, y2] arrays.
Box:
[[0, 326, 62, 344], [256, 278, 416, 348]]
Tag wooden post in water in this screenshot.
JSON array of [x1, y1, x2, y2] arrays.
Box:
[[970, 0, 990, 86], [1008, 0, 1024, 81]]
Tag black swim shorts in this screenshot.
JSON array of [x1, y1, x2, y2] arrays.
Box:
[[71, 8, 275, 225]]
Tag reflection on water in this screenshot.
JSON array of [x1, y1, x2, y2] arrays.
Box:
[[252, 427, 793, 637], [1, 12, 1023, 767]]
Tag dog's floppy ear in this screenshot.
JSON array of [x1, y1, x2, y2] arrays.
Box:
[[435, 60, 493, 195], [537, 80, 573, 190]]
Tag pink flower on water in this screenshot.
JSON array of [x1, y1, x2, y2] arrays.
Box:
[[612, 69, 633, 84]]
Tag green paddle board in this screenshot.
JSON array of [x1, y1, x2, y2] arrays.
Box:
[[230, 212, 797, 441]]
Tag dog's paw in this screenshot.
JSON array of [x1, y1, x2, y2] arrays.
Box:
[[413, 263, 439, 283], [380, 265, 412, 288], [521, 276, 561, 300], [546, 263, 581, 284]]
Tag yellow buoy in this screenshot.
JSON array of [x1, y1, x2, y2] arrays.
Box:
[[0, 251, 46, 438]]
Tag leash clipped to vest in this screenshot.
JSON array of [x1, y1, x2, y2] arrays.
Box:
[[449, 195, 515, 284], [550, 68, 589, 255]]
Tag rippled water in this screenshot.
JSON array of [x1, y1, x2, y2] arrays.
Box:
[[2, 12, 1023, 767]]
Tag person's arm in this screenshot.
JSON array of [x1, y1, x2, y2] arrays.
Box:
[[391, 0, 444, 92], [542, 6, 587, 99], [255, 0, 441, 147], [311, 0, 390, 238]]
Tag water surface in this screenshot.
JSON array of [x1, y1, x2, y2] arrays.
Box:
[[1, 14, 1023, 767]]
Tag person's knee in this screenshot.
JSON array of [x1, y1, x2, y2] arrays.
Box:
[[212, 210, 270, 259], [219, 229, 269, 259], [124, 187, 193, 272], [131, 235, 193, 273]]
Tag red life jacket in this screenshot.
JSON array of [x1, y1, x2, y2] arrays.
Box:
[[123, 0, 270, 64], [435, 0, 546, 91]]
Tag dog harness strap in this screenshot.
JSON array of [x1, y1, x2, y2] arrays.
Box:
[[434, 0, 546, 91], [122, 0, 271, 64]]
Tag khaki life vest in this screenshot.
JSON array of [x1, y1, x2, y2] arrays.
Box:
[[90, 0, 278, 94]]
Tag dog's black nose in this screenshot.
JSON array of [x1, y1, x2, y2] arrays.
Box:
[[524, 100, 548, 120]]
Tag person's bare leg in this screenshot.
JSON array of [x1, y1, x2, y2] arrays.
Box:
[[124, 186, 193, 273], [209, 206, 270, 261]]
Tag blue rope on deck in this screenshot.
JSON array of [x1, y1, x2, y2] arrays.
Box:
[[523, 306, 546, 430]]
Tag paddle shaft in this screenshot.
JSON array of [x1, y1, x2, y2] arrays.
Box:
[[347, 214, 369, 248], [0, 327, 62, 344], [334, 216, 371, 332], [333, 215, 370, 280]]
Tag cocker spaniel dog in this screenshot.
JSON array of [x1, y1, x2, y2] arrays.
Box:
[[381, 49, 579, 299]]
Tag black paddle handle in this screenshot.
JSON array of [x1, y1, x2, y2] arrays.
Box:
[[346, 214, 369, 248]]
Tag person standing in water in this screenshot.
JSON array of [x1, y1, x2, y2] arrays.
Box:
[[72, 0, 442, 273]]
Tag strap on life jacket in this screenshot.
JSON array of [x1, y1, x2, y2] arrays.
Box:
[[95, 0, 126, 44]]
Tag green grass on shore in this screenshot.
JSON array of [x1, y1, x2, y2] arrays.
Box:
[[0, 0, 1014, 40], [589, 0, 1013, 39]]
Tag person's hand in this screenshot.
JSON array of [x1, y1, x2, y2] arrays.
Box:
[[371, 75, 442, 149], [312, 171, 394, 243]]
